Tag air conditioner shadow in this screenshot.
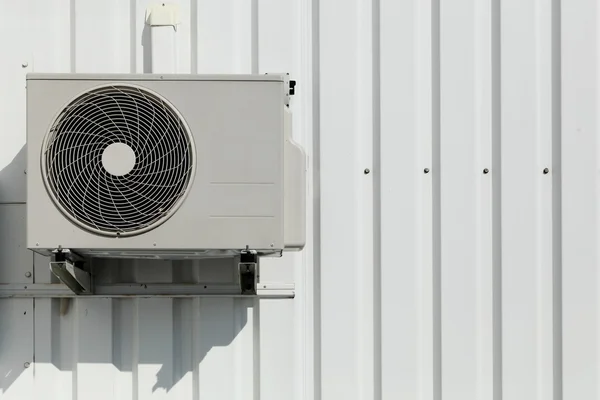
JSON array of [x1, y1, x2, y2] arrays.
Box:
[[0, 143, 255, 394], [0, 145, 26, 204], [32, 258, 255, 394], [0, 144, 31, 395]]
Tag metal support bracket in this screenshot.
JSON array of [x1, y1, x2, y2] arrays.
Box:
[[49, 260, 91, 295], [0, 282, 294, 298], [49, 249, 92, 295], [0, 248, 295, 299], [239, 251, 259, 295]]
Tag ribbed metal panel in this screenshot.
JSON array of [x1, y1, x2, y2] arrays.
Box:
[[30, 297, 257, 399], [0, 1, 302, 399], [0, 0, 597, 399]]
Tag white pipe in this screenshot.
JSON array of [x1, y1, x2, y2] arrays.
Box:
[[145, 3, 180, 74]]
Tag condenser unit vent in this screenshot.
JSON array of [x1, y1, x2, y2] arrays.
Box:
[[43, 85, 195, 237]]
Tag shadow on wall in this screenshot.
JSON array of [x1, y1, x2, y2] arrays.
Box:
[[32, 294, 253, 394], [0, 145, 254, 395], [0, 145, 31, 396], [0, 145, 26, 204], [0, 297, 32, 397], [142, 24, 152, 73]]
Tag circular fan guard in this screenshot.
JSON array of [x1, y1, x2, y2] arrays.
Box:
[[42, 84, 195, 237]]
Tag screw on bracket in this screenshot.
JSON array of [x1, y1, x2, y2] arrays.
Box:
[[424, 168, 430, 174]]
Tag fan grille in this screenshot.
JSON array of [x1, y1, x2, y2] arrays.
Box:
[[42, 84, 195, 237]]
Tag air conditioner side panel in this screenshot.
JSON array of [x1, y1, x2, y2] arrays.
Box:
[[283, 108, 306, 249]]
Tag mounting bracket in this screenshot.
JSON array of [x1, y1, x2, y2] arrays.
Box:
[[49, 249, 92, 294], [0, 282, 294, 298], [239, 251, 259, 295], [0, 249, 294, 299]]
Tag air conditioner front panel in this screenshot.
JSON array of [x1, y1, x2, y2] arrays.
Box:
[[27, 76, 287, 253]]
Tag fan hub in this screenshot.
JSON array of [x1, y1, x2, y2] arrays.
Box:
[[102, 142, 136, 176]]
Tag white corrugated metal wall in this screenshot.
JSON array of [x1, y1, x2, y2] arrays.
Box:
[[0, 0, 598, 399]]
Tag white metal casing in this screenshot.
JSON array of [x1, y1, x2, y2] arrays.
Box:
[[26, 73, 306, 257]]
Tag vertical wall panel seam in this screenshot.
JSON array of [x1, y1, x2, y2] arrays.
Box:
[[491, 0, 503, 398], [312, 0, 322, 399], [431, 0, 442, 398], [32, 297, 37, 400], [233, 298, 241, 400], [52, 299, 59, 381], [111, 299, 120, 378], [372, 0, 382, 397], [32, 298, 36, 365], [251, 0, 259, 73], [129, 0, 136, 73], [190, 0, 198, 74], [132, 299, 139, 400], [551, 0, 563, 397], [192, 298, 200, 400], [69, 0, 76, 72], [72, 300, 78, 400], [253, 298, 261, 400], [172, 299, 181, 393]]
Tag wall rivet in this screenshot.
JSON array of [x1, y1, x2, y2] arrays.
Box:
[[23, 362, 30, 368], [483, 168, 489, 174], [364, 168, 370, 174], [21, 62, 28, 68], [424, 168, 430, 174], [25, 272, 32, 278], [543, 168, 549, 174], [35, 243, 39, 246]]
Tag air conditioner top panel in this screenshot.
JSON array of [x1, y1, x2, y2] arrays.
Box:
[[26, 73, 287, 82]]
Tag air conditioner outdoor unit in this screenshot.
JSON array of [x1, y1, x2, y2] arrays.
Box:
[[26, 73, 306, 260]]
